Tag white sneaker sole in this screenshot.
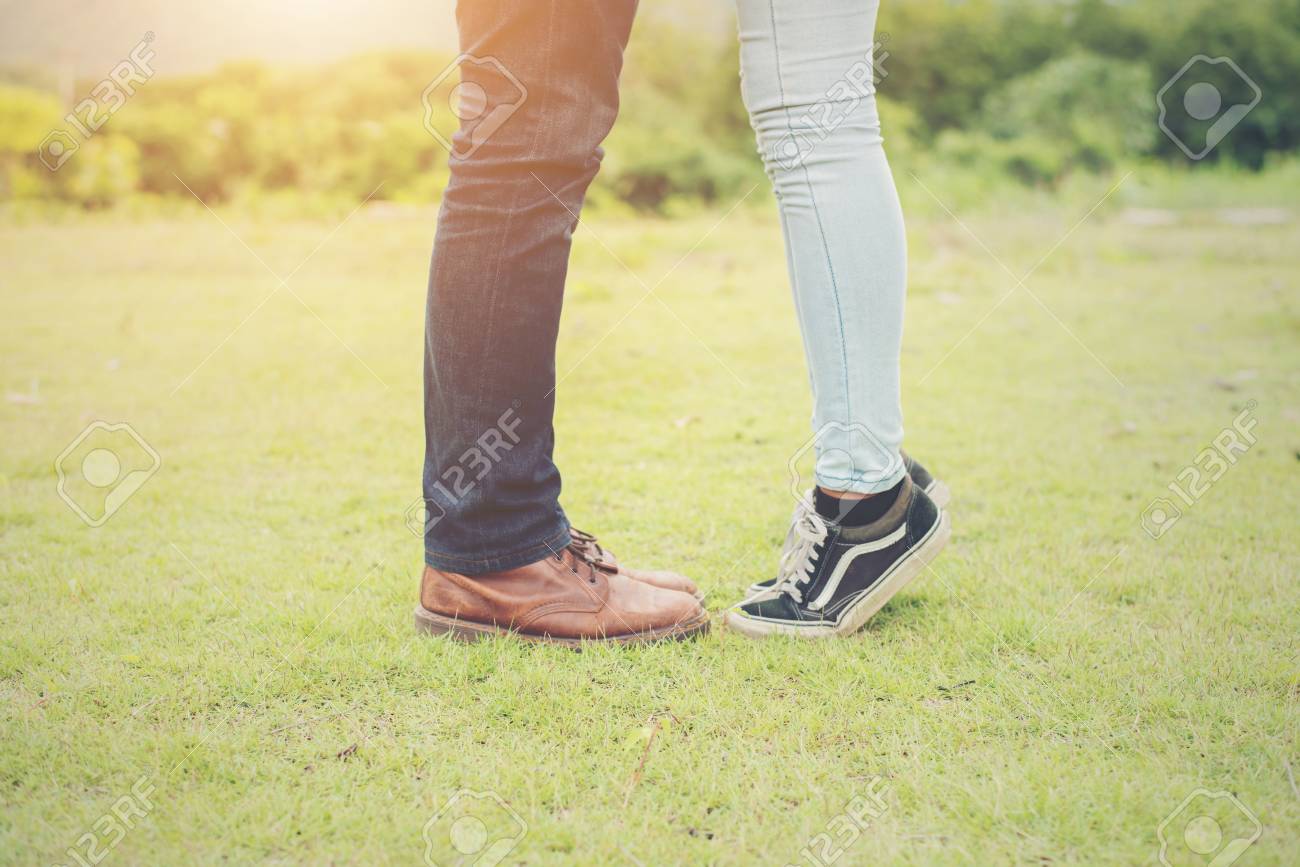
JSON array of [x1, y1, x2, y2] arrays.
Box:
[[725, 509, 951, 639], [926, 479, 951, 510]]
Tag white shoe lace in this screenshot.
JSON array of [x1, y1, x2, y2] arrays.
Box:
[[771, 502, 830, 605]]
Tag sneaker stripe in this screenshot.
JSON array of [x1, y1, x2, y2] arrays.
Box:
[[807, 522, 909, 610], [818, 512, 944, 621]]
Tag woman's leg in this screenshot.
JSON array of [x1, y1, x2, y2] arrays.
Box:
[[737, 0, 906, 495]]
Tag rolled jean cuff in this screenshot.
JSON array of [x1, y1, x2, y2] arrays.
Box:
[[424, 521, 573, 576], [814, 463, 906, 495]]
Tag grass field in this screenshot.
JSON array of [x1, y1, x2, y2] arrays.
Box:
[[2, 174, 1298, 865]]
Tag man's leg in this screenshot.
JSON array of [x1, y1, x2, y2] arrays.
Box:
[[423, 0, 639, 574]]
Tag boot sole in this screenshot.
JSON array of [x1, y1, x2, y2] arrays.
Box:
[[725, 509, 951, 639], [413, 606, 711, 647]]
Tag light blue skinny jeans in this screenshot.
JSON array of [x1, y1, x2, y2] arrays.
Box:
[[738, 0, 907, 494]]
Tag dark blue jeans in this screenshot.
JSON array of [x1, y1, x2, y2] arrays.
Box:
[[423, 0, 639, 574]]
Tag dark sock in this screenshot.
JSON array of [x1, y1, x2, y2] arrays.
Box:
[[815, 479, 903, 527]]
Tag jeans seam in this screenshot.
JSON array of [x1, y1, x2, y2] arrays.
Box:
[[766, 0, 853, 423], [451, 0, 563, 561]]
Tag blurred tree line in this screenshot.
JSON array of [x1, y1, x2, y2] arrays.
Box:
[[1, 0, 1296, 211]]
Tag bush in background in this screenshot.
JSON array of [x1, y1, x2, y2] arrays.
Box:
[[1, 0, 1297, 212]]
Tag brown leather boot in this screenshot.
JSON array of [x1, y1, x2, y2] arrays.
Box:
[[569, 528, 704, 601], [415, 541, 710, 646]]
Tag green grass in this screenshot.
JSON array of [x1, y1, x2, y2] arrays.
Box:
[[2, 173, 1297, 866]]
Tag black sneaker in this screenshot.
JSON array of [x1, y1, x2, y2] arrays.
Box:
[[725, 476, 949, 638], [903, 451, 950, 510], [745, 451, 948, 596]]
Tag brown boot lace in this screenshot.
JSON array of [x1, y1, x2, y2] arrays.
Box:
[[552, 534, 615, 586], [568, 527, 609, 565]]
